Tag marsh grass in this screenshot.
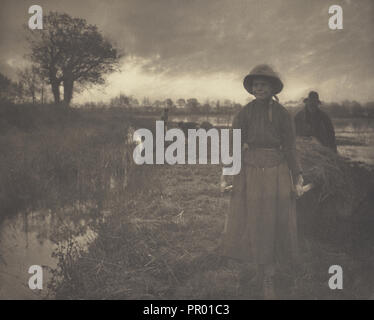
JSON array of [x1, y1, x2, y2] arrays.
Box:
[[52, 142, 374, 299], [0, 102, 152, 219]]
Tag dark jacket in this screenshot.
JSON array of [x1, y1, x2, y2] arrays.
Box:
[[294, 108, 337, 152]]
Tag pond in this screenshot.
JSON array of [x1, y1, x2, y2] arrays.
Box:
[[333, 118, 374, 165], [0, 203, 103, 299]]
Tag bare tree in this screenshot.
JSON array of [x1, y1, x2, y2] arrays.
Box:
[[0, 73, 19, 103], [26, 11, 120, 106], [18, 66, 44, 104]]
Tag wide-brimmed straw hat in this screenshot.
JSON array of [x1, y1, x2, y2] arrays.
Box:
[[243, 64, 283, 95]]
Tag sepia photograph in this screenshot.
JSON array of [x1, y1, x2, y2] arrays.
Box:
[[0, 0, 374, 303]]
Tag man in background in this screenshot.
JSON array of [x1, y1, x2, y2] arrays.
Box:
[[294, 91, 337, 152]]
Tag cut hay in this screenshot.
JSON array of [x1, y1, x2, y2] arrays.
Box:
[[296, 137, 373, 218]]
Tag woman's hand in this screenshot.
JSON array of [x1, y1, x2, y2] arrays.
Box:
[[295, 174, 304, 197], [220, 174, 228, 193], [297, 174, 304, 186]]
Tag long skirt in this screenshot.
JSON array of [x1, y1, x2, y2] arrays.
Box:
[[222, 153, 299, 267]]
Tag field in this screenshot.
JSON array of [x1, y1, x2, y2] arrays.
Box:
[[51, 147, 374, 300], [1, 104, 374, 299]]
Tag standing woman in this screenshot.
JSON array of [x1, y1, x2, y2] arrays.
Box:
[[221, 64, 304, 299]]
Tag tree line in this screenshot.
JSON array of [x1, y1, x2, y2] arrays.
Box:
[[105, 94, 242, 113]]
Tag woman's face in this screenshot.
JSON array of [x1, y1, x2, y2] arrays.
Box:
[[252, 78, 273, 101]]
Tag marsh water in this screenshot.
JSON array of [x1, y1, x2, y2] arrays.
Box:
[[333, 118, 374, 165], [0, 117, 373, 299], [169, 115, 374, 165], [0, 205, 100, 299]]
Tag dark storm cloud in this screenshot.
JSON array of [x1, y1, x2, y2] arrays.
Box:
[[0, 0, 373, 102]]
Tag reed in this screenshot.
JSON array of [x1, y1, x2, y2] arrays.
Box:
[[0, 102, 152, 220]]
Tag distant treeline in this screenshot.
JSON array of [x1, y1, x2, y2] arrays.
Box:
[[2, 76, 374, 118], [321, 101, 374, 118], [80, 95, 374, 118]]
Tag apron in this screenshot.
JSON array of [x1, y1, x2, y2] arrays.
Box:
[[222, 148, 299, 266]]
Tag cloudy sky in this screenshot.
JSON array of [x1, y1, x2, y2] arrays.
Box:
[[0, 0, 373, 104]]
